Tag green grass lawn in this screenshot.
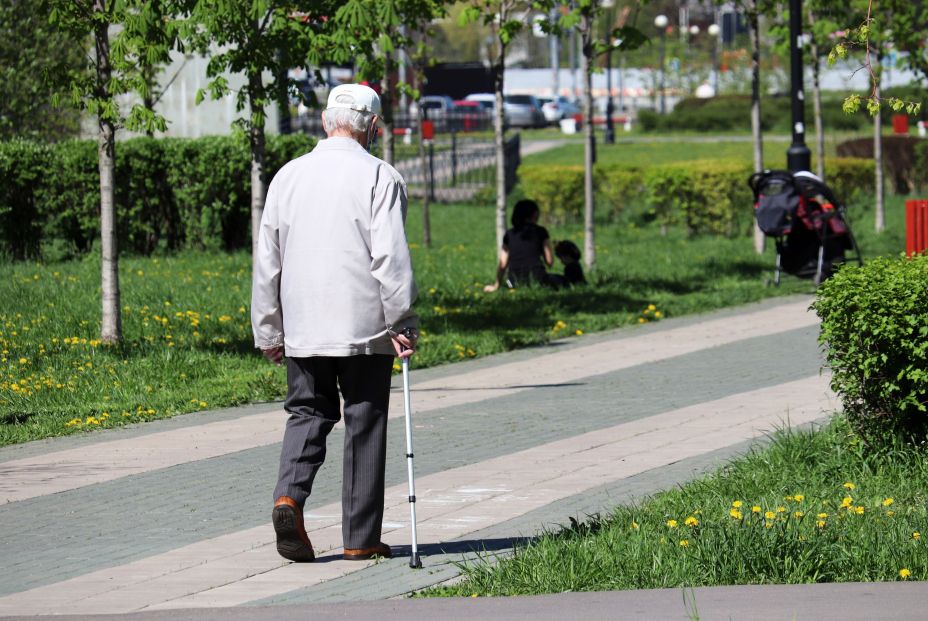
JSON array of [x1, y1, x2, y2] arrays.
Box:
[[424, 417, 928, 595], [0, 187, 908, 446], [521, 132, 873, 168]]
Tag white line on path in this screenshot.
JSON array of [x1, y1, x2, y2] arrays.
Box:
[[0, 374, 835, 615], [0, 300, 818, 504]]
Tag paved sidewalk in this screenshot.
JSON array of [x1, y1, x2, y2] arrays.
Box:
[[1, 294, 888, 619]]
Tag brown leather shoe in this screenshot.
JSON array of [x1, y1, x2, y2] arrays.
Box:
[[343, 542, 392, 561], [272, 497, 315, 562]]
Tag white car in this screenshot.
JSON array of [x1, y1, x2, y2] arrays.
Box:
[[538, 96, 580, 124]]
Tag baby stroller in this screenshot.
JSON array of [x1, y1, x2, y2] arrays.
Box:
[[748, 170, 863, 285]]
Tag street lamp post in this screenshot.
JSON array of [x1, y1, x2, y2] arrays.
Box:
[[787, 0, 811, 171], [654, 14, 668, 114]]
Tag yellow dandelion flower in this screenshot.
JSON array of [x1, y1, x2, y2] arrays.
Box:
[[816, 520, 827, 528], [914, 532, 921, 541], [647, 304, 656, 311], [666, 519, 678, 528], [853, 506, 865, 515], [630, 522, 639, 530], [882, 498, 894, 507], [899, 568, 911, 579], [199, 401, 207, 408], [637, 317, 647, 324], [732, 500, 743, 508], [843, 482, 856, 490], [794, 511, 804, 518], [776, 506, 786, 513], [887, 511, 895, 517], [684, 516, 699, 527], [654, 311, 662, 318], [841, 496, 853, 508], [729, 509, 743, 520], [817, 512, 828, 519], [764, 511, 776, 520], [679, 540, 689, 547], [752, 505, 761, 514], [575, 329, 583, 336], [794, 494, 805, 502], [18, 358, 27, 364], [784, 495, 794, 501]]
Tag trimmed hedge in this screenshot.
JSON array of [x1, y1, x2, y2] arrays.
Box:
[[814, 254, 928, 443], [0, 134, 316, 260], [836, 136, 927, 194], [638, 94, 873, 134], [519, 158, 878, 235]]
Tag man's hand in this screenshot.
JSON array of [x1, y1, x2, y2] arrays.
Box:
[[262, 345, 284, 365], [483, 282, 499, 293], [391, 328, 418, 359]]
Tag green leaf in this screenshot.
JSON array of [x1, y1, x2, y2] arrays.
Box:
[[842, 94, 861, 115]]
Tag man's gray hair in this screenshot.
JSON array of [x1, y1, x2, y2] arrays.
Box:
[[322, 107, 373, 135]]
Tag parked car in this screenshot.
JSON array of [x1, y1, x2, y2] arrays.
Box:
[[452, 100, 491, 131], [463, 93, 497, 112], [503, 94, 546, 128], [538, 95, 581, 124], [409, 95, 455, 119]]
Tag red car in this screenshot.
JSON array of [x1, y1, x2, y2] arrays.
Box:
[[452, 100, 490, 132]]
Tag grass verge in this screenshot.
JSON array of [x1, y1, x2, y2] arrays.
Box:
[[423, 416, 928, 596], [0, 192, 906, 446]]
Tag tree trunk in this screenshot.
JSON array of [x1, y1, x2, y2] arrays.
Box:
[[494, 36, 506, 257], [873, 54, 885, 233], [808, 10, 825, 180], [750, 4, 765, 254], [94, 3, 121, 343], [381, 48, 395, 166], [416, 96, 431, 248], [580, 12, 595, 270], [248, 81, 267, 258]]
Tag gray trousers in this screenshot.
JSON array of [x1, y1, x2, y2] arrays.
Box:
[[274, 354, 394, 549]]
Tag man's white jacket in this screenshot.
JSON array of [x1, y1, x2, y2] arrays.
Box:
[[251, 136, 419, 357]]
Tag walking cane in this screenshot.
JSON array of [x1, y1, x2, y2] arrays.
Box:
[[400, 327, 423, 568]]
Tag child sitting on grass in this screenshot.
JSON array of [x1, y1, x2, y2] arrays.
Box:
[[551, 240, 585, 288]]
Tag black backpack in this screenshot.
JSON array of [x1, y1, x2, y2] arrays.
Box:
[[749, 170, 801, 236]]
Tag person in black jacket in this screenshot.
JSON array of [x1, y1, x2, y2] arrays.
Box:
[[484, 199, 554, 291]]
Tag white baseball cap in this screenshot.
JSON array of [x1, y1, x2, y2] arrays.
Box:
[[326, 84, 381, 116]]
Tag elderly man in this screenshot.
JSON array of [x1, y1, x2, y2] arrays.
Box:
[[251, 83, 418, 563]]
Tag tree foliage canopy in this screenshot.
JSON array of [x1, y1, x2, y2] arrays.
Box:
[[0, 0, 85, 140]]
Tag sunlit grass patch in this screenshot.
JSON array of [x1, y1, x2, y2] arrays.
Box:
[[425, 418, 928, 596]]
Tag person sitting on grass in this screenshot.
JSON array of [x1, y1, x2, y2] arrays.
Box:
[[483, 199, 554, 292], [550, 240, 586, 288]]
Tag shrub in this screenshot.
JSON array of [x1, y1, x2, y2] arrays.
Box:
[[826, 157, 876, 206], [117, 138, 179, 254], [836, 136, 926, 194], [164, 135, 251, 250], [595, 164, 645, 219], [0, 139, 50, 259], [814, 254, 928, 443], [36, 139, 99, 258], [518, 165, 585, 224], [0, 133, 317, 259], [636, 95, 867, 134], [645, 161, 752, 236]]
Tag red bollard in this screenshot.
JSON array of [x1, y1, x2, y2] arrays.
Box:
[[906, 199, 928, 257]]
